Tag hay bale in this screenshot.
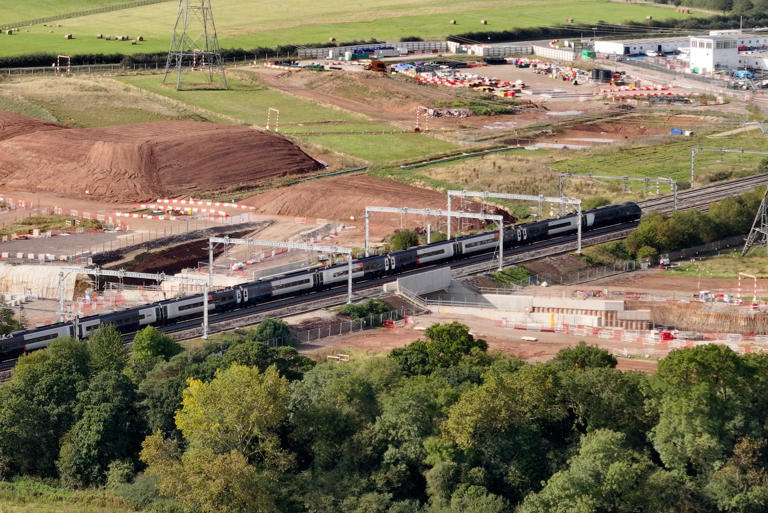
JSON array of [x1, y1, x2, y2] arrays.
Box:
[[449, 19, 456, 24], [565, 17, 574, 22], [57, 24, 62, 27], [137, 35, 144, 41], [64, 33, 72, 40], [131, 39, 137, 45], [329, 37, 336, 42], [106, 35, 111, 40], [97, 33, 103, 39], [5, 30, 11, 36], [481, 19, 488, 25], [646, 15, 652, 20]]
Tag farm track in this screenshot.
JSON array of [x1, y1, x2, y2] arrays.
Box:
[[638, 173, 768, 214]]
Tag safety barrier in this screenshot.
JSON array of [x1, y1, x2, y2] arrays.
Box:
[[498, 320, 768, 356], [155, 198, 255, 210]]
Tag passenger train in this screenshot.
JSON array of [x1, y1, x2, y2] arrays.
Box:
[[0, 202, 641, 360]]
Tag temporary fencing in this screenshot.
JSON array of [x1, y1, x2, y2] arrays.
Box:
[[497, 320, 768, 357], [155, 198, 255, 210]]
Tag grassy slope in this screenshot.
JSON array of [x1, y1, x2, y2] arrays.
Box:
[[119, 74, 456, 162], [371, 114, 768, 216], [552, 129, 768, 185], [0, 0, 131, 24], [671, 252, 768, 279], [0, 76, 211, 127], [0, 0, 691, 57]]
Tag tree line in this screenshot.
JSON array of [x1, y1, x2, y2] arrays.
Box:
[[586, 186, 764, 264], [1, 319, 768, 512]]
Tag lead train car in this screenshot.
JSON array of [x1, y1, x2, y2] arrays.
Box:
[[0, 202, 641, 360]]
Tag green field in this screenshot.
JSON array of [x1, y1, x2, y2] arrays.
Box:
[[0, 0, 694, 58], [119, 74, 457, 162], [552, 129, 768, 187], [671, 252, 768, 279], [0, 0, 134, 25]]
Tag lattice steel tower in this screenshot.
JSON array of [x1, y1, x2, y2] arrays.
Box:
[[742, 187, 768, 256], [163, 0, 228, 90]]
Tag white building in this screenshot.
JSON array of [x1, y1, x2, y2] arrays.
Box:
[[594, 36, 689, 56], [689, 31, 768, 73], [689, 35, 738, 73]]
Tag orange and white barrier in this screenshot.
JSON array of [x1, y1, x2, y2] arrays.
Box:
[[155, 198, 255, 210]]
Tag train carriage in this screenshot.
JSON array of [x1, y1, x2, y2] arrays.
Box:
[[269, 272, 316, 297], [318, 262, 365, 287], [241, 281, 272, 304], [22, 323, 75, 352], [458, 232, 500, 255], [161, 294, 213, 323]]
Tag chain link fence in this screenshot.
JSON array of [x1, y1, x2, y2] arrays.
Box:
[[261, 308, 410, 347]]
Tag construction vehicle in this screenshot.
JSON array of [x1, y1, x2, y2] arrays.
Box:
[[366, 60, 387, 72]]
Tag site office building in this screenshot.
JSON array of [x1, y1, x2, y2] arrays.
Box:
[[689, 30, 768, 74]]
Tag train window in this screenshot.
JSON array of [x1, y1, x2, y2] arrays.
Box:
[[465, 238, 494, 249], [548, 220, 572, 229], [26, 332, 61, 343], [178, 301, 204, 311], [332, 269, 349, 278], [419, 249, 448, 258], [273, 278, 311, 290]]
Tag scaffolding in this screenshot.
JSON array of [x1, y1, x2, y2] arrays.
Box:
[[445, 190, 583, 253], [363, 206, 504, 270], [208, 237, 354, 303]]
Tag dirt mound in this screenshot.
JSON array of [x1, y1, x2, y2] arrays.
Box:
[[0, 110, 65, 141], [0, 118, 323, 202], [243, 176, 514, 228]]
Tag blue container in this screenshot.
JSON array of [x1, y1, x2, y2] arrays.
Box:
[[670, 128, 683, 135]]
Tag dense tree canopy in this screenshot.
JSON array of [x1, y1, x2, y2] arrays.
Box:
[[2, 322, 768, 513]]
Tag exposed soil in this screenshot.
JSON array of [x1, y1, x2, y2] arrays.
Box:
[[241, 175, 515, 234], [117, 228, 255, 275], [301, 312, 659, 373], [0, 111, 324, 202], [0, 110, 65, 141]]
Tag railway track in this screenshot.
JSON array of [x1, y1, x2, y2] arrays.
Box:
[[638, 173, 768, 214], [4, 173, 762, 377]]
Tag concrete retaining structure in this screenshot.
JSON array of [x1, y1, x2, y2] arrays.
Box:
[[385, 267, 452, 296]]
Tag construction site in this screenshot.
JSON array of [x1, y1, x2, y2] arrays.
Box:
[[3, 3, 768, 371]]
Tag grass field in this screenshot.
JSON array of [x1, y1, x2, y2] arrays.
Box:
[[0, 0, 132, 25], [0, 76, 210, 127], [119, 73, 457, 162], [0, 0, 694, 58], [671, 252, 768, 279], [552, 130, 768, 187]]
